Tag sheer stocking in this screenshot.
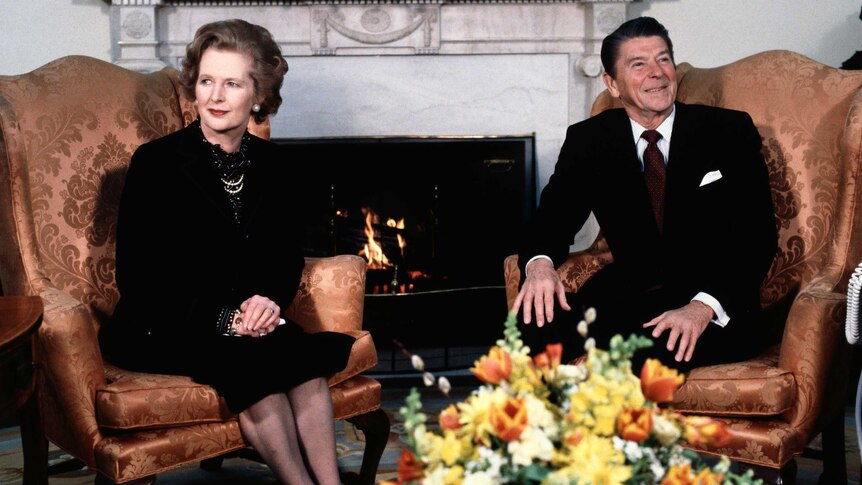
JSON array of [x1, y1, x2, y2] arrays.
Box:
[[287, 377, 341, 485], [239, 393, 314, 485]]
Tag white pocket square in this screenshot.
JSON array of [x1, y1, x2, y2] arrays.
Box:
[[699, 170, 722, 187]]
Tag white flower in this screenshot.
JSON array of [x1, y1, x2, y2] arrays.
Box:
[[438, 376, 452, 395], [523, 394, 559, 438], [462, 472, 497, 485], [577, 320, 588, 337], [555, 364, 587, 386], [584, 307, 597, 324], [507, 427, 554, 466], [423, 372, 435, 387], [651, 413, 682, 446], [584, 337, 596, 351], [613, 436, 645, 462], [412, 354, 425, 371], [466, 446, 504, 478]]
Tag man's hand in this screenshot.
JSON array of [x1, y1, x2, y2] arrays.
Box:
[[642, 301, 713, 363], [511, 258, 571, 327]]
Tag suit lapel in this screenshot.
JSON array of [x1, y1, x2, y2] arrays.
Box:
[[665, 102, 708, 232]]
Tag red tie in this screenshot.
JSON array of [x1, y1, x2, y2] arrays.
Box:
[[641, 129, 665, 231]]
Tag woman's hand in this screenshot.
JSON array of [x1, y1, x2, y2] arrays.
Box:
[[234, 295, 281, 337]]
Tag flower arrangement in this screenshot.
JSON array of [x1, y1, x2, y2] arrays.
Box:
[[384, 310, 763, 485]]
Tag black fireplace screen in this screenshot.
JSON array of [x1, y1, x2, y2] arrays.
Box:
[[277, 135, 535, 368]]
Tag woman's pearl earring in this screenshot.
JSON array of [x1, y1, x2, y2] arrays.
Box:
[[252, 104, 261, 113]]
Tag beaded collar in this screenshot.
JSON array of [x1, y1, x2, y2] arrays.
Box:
[[195, 119, 252, 227]]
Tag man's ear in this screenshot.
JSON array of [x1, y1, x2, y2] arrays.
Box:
[[602, 72, 620, 98]]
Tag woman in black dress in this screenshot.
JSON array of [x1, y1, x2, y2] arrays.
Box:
[[104, 19, 354, 485]]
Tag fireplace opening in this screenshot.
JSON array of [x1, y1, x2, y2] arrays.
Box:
[[278, 135, 535, 372]]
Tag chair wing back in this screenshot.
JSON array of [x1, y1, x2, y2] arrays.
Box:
[[0, 55, 190, 321]]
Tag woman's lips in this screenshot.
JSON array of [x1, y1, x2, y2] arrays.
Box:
[[208, 109, 228, 116]]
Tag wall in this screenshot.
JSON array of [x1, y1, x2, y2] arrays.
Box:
[[0, 0, 111, 76], [629, 0, 862, 69], [1, 1, 860, 76]]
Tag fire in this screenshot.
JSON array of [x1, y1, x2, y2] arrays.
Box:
[[359, 207, 407, 269]]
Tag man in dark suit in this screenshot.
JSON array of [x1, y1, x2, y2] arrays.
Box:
[[513, 17, 777, 371]]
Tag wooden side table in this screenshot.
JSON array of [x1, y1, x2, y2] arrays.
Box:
[[0, 296, 45, 485]]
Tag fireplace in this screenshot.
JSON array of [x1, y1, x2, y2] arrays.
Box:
[[112, 0, 638, 370], [278, 135, 535, 370]]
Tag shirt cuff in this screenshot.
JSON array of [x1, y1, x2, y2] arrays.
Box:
[[692, 292, 729, 327], [525, 255, 553, 275]]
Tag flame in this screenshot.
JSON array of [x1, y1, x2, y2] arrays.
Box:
[[359, 208, 392, 269]]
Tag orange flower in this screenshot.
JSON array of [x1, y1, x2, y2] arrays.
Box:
[[564, 426, 586, 447], [439, 404, 462, 431], [471, 346, 512, 385], [533, 343, 563, 372], [396, 449, 425, 483], [490, 395, 528, 442], [617, 406, 652, 442], [693, 468, 724, 485], [684, 416, 732, 448], [640, 358, 685, 403], [661, 463, 694, 485]]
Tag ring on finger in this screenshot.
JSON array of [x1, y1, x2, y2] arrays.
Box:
[[267, 307, 275, 315], [259, 330, 267, 336]]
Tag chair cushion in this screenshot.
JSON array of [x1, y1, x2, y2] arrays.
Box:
[[98, 365, 227, 432], [670, 346, 796, 417], [99, 330, 378, 431]]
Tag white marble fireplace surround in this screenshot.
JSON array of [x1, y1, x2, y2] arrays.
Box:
[[110, 0, 634, 250]]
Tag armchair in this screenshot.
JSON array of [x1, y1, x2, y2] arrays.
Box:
[[505, 50, 862, 480], [0, 55, 389, 484]]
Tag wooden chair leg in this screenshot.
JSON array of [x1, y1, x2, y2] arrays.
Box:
[[819, 411, 848, 485], [347, 408, 391, 485], [20, 393, 47, 485]]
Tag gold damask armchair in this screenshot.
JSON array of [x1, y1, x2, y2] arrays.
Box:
[[0, 55, 388, 484], [505, 50, 862, 481]]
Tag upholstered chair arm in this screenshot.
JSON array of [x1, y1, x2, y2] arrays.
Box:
[[284, 255, 367, 334], [37, 285, 108, 467], [504, 237, 613, 310], [777, 277, 848, 448]]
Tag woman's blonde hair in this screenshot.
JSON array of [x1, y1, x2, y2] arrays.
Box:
[[179, 19, 289, 124]]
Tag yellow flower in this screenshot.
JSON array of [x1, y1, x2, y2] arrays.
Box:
[[443, 465, 465, 485], [440, 431, 462, 466], [567, 434, 631, 485], [471, 346, 512, 385], [592, 404, 618, 436], [640, 358, 685, 403], [457, 388, 497, 446]]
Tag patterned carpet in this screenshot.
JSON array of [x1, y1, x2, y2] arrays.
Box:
[[0, 379, 859, 484]]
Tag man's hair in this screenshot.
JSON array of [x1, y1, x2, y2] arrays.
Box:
[[600, 17, 674, 78]]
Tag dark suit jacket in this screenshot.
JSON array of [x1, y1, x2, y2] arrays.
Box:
[[519, 102, 777, 341], [105, 123, 305, 372]]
